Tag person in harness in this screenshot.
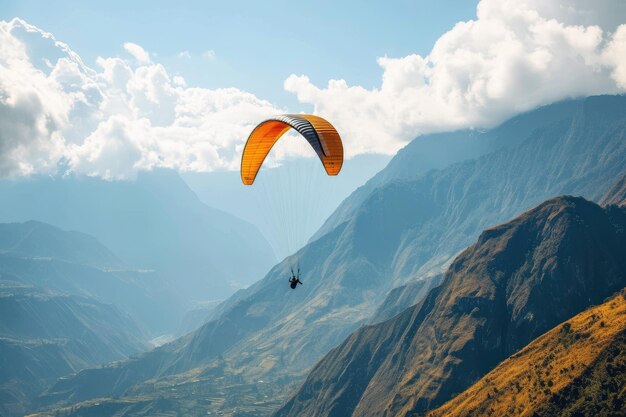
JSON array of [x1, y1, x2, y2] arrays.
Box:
[[289, 267, 303, 289]]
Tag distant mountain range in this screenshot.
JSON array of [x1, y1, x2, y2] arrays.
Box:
[[0, 283, 147, 417], [275, 186, 626, 416], [0, 221, 179, 335], [0, 221, 168, 416], [33, 95, 626, 417], [0, 220, 123, 269], [0, 170, 276, 306]]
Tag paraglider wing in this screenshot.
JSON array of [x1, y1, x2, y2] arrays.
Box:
[[241, 114, 343, 185]]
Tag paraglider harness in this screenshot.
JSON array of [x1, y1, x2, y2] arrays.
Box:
[[289, 267, 302, 289]]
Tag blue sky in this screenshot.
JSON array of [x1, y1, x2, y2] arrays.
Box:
[[1, 0, 478, 109]]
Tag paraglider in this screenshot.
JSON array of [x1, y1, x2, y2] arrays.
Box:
[[289, 268, 302, 289], [241, 114, 343, 185], [241, 114, 344, 289]]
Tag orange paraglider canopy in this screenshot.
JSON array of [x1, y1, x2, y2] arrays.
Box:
[[241, 114, 343, 185]]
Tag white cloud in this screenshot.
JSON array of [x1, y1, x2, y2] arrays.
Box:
[[0, 19, 72, 176], [173, 75, 186, 87], [0, 18, 282, 179], [123, 42, 150, 64], [177, 50, 191, 59], [604, 25, 626, 88], [285, 0, 626, 157], [204, 50, 216, 61]]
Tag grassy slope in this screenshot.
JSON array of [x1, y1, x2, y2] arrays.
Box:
[[428, 290, 626, 417]]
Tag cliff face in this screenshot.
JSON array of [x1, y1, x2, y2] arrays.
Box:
[[275, 195, 626, 417], [429, 290, 626, 417]]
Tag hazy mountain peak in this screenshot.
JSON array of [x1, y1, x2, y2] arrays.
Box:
[[0, 220, 123, 269]]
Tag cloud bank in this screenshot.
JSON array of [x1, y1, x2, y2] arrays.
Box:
[[1, 0, 626, 178], [0, 18, 282, 179], [286, 0, 626, 157]]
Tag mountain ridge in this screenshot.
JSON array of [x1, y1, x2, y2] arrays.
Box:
[[313, 97, 586, 240], [275, 192, 626, 417]]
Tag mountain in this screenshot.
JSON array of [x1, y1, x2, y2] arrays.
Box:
[[0, 221, 179, 335], [428, 289, 626, 417], [191, 95, 626, 379], [274, 194, 626, 417], [0, 221, 123, 269], [325, 95, 626, 286], [313, 97, 585, 240], [36, 96, 626, 415], [0, 283, 147, 417], [0, 170, 276, 304], [0, 285, 146, 362]]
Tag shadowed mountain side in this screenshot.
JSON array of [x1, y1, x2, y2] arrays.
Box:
[[314, 98, 585, 240], [428, 290, 626, 417], [386, 95, 626, 282], [0, 220, 181, 335], [0, 337, 83, 417], [369, 274, 444, 324], [0, 170, 276, 301], [0, 286, 146, 356], [274, 195, 626, 417]]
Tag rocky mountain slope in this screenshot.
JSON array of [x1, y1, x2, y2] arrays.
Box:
[[428, 290, 626, 417], [275, 192, 626, 417]]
